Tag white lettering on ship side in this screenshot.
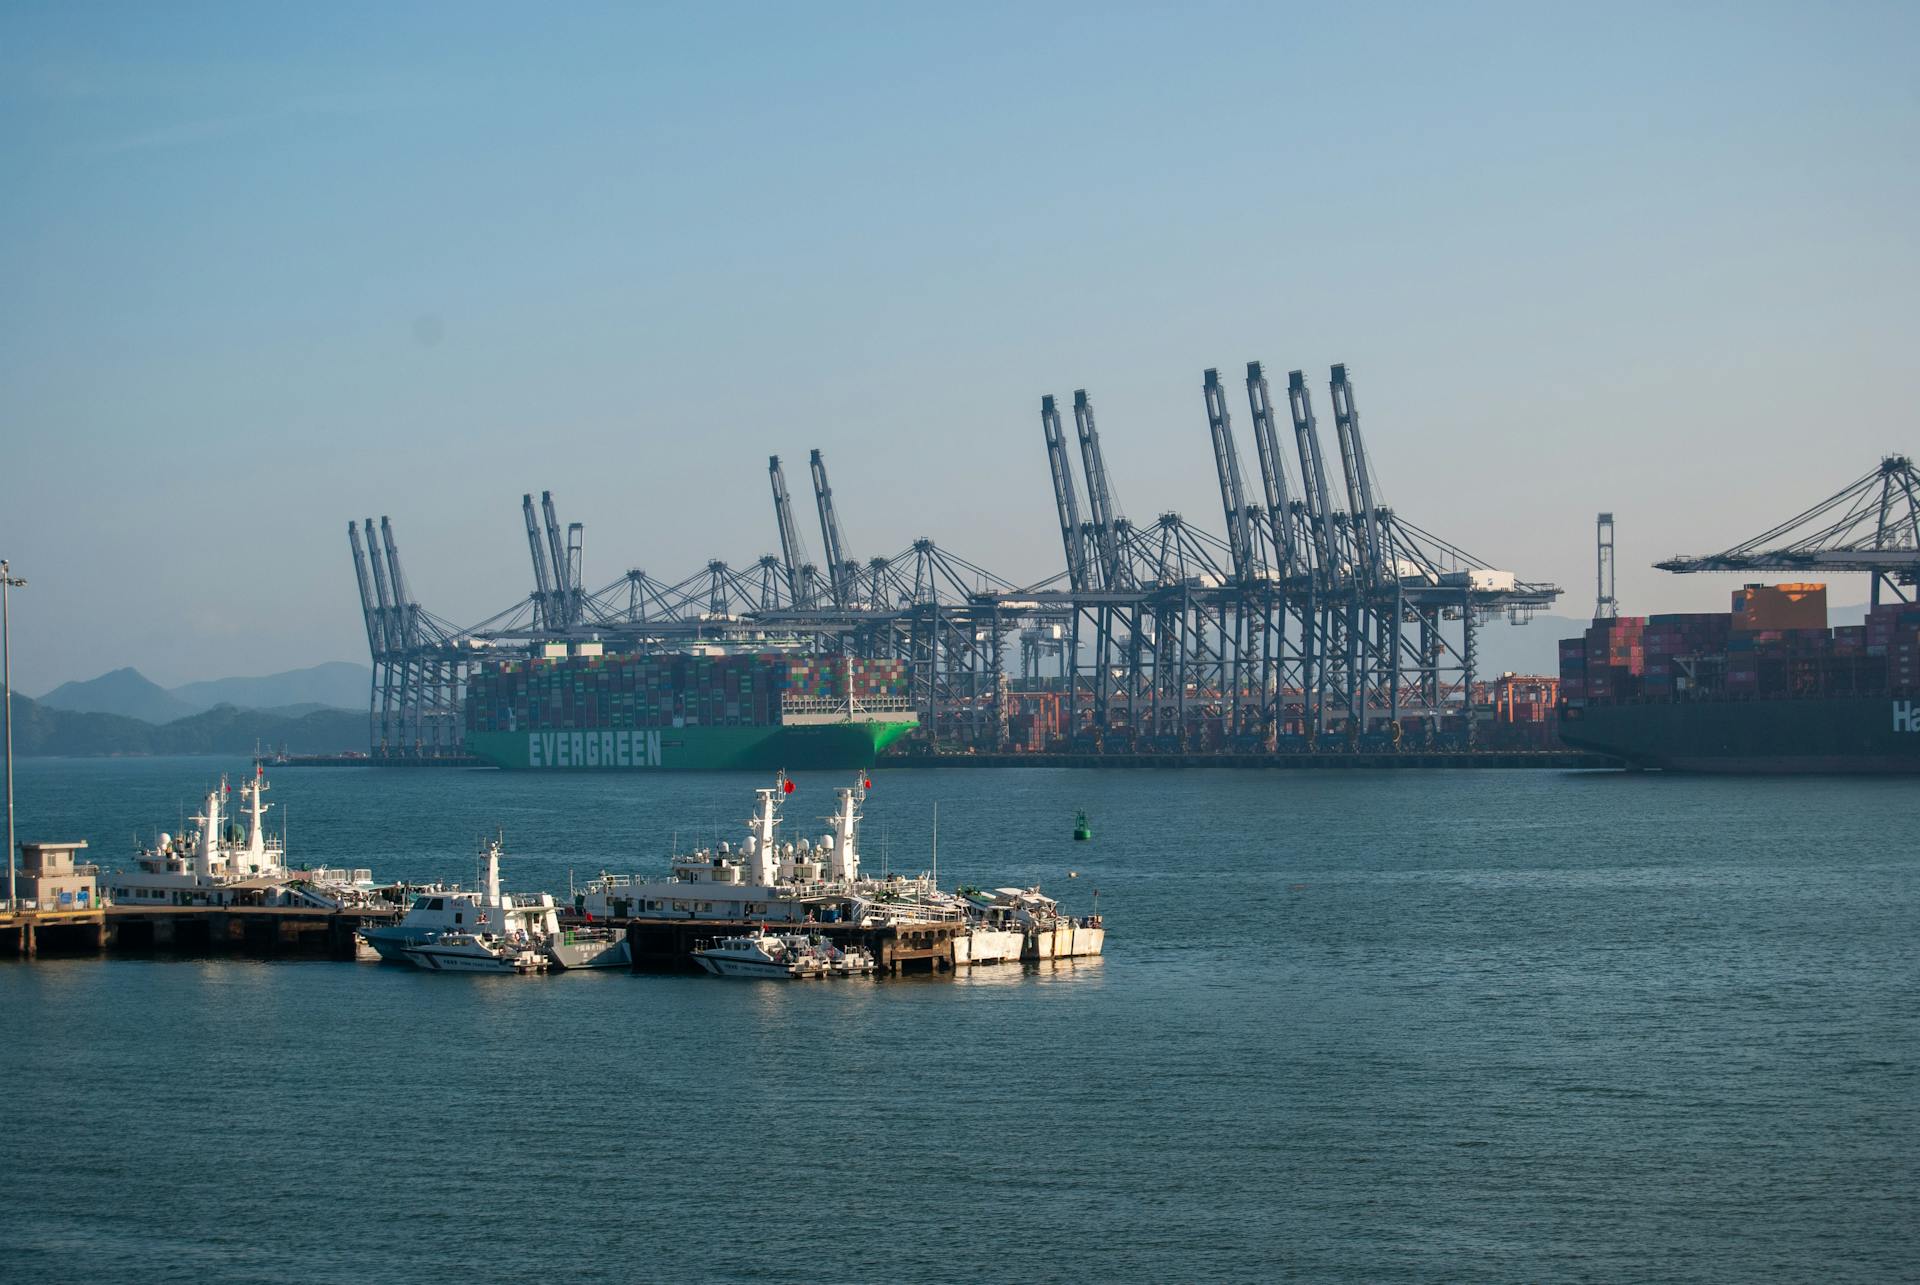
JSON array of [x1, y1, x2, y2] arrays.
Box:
[[1895, 701, 1918, 733], [523, 727, 666, 767]]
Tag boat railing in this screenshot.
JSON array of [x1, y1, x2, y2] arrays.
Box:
[[780, 693, 915, 715]]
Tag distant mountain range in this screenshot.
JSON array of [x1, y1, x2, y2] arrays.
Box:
[[6, 692, 368, 758], [11, 662, 372, 757], [37, 662, 369, 724]]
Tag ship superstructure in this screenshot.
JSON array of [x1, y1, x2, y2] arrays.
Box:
[[612, 774, 867, 922], [108, 770, 345, 907]]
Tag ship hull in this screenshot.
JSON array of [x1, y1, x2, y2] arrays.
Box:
[[545, 935, 632, 970], [693, 953, 812, 979], [463, 719, 915, 772], [1558, 696, 1920, 774]]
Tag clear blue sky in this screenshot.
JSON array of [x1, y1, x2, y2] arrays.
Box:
[[4, 1, 1916, 689]]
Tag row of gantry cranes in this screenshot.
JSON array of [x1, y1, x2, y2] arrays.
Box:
[[348, 361, 1568, 757]]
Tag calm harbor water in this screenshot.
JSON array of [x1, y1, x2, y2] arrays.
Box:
[[3, 757, 1915, 1283]]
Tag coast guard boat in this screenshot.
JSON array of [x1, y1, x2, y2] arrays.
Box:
[[107, 769, 373, 909], [363, 838, 630, 974], [691, 931, 872, 979], [614, 774, 864, 923], [613, 773, 1104, 966]]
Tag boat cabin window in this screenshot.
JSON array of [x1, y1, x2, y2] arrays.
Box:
[[454, 912, 462, 924], [411, 896, 447, 911]]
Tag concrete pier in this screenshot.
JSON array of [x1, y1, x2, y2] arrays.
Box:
[[619, 918, 963, 975], [0, 905, 404, 961], [103, 905, 402, 959], [0, 907, 107, 957]]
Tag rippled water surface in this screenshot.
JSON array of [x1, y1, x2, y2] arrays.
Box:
[[3, 758, 1915, 1282]]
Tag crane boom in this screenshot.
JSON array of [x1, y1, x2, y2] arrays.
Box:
[[1072, 389, 1126, 589], [1202, 368, 1254, 581], [1328, 363, 1382, 583], [522, 493, 556, 629], [349, 521, 385, 656], [1041, 395, 1091, 592], [1286, 370, 1340, 587], [364, 518, 397, 647], [768, 456, 810, 605], [809, 449, 852, 607], [379, 516, 416, 649], [1245, 362, 1297, 577], [566, 522, 585, 622], [540, 492, 570, 627], [1654, 455, 1920, 608]]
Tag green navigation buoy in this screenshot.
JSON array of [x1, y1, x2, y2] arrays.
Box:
[[1073, 810, 1092, 841]]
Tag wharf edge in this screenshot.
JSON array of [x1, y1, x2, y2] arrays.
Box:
[[3, 906, 1091, 975]]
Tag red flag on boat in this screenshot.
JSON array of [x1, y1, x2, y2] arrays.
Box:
[[782, 778, 795, 794], [862, 777, 872, 789]]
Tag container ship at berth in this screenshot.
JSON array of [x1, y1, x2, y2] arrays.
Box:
[[1557, 582, 1920, 774], [463, 648, 917, 771]]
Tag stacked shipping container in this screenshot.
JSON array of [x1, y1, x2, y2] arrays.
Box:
[[1560, 584, 1920, 706], [465, 652, 910, 736], [1005, 691, 1065, 752]]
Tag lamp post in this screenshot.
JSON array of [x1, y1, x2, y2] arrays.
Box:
[[2, 560, 23, 912]]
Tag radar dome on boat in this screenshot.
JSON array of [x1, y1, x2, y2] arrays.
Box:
[[158, 833, 171, 848]]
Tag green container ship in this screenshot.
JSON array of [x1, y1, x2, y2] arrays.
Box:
[[463, 649, 917, 771]]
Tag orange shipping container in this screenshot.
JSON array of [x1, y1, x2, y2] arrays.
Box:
[[1732, 582, 1827, 632]]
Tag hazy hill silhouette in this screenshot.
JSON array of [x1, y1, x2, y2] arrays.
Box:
[[38, 662, 370, 724]]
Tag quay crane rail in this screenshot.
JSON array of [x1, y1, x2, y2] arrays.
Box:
[[347, 364, 1560, 757]]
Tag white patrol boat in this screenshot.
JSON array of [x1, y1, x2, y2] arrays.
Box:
[[692, 933, 829, 979], [772, 931, 875, 976], [364, 838, 630, 974]]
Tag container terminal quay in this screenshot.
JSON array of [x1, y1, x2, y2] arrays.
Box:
[[335, 361, 1917, 772]]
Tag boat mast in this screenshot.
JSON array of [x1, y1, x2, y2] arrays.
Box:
[[747, 777, 783, 886], [485, 834, 504, 925], [827, 778, 863, 883], [192, 782, 224, 880], [242, 766, 271, 869]]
